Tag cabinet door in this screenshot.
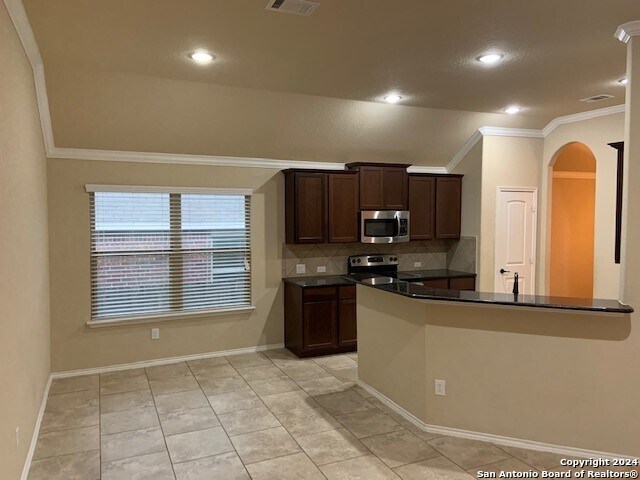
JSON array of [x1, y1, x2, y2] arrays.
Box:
[[449, 277, 476, 291], [328, 174, 359, 243], [303, 300, 337, 351], [338, 299, 357, 347], [435, 176, 462, 239], [359, 167, 384, 210], [383, 167, 408, 210], [295, 173, 326, 243], [422, 278, 449, 289], [408, 176, 435, 240]]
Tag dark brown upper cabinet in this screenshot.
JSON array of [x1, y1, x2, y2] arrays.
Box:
[[284, 169, 358, 244], [346, 163, 410, 210], [408, 175, 435, 240], [328, 173, 359, 243], [435, 175, 462, 239], [285, 171, 327, 244]]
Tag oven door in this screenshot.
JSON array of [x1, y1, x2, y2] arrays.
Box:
[[360, 211, 410, 243]]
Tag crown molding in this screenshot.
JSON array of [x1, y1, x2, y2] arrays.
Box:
[[615, 20, 640, 43], [478, 126, 545, 138], [542, 104, 626, 137], [4, 0, 55, 155], [406, 165, 448, 174], [445, 130, 483, 172], [49, 146, 348, 170]]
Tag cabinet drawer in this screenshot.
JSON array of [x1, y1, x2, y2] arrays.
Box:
[[421, 278, 449, 289], [449, 276, 476, 291], [338, 285, 356, 300], [303, 287, 337, 302]]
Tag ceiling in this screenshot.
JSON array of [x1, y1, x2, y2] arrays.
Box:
[[23, 0, 637, 124]]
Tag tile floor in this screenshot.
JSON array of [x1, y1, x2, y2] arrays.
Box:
[[28, 350, 636, 479]]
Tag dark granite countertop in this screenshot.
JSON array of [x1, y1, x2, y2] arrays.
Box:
[[343, 274, 633, 314], [402, 269, 476, 280], [282, 275, 354, 287], [283, 269, 476, 288]]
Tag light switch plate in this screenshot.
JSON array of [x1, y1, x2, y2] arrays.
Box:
[[296, 264, 306, 274], [151, 328, 159, 340], [317, 266, 326, 273], [414, 262, 422, 268], [435, 379, 446, 396]]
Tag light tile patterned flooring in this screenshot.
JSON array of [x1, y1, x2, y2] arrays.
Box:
[[28, 350, 635, 479]]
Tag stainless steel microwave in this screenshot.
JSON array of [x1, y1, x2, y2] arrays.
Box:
[[360, 210, 410, 243]]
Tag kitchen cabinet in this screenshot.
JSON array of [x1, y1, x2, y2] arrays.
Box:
[[448, 276, 476, 291], [421, 278, 449, 289], [346, 163, 410, 210], [284, 283, 357, 357], [408, 175, 435, 240], [435, 175, 462, 238], [408, 174, 462, 240], [328, 173, 359, 243], [284, 169, 358, 244], [285, 171, 327, 244], [419, 276, 475, 291]]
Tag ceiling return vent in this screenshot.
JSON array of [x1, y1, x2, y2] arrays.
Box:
[[579, 94, 615, 103], [265, 0, 319, 16]]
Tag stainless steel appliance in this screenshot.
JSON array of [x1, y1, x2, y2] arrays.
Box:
[[360, 210, 409, 243]]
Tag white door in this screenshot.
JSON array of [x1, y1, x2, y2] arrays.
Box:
[[494, 188, 537, 295]]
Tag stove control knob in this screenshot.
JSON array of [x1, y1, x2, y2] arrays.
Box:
[[350, 259, 356, 264], [391, 257, 397, 262], [357, 258, 361, 263]]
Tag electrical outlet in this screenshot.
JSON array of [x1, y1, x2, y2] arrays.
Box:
[[317, 266, 326, 273], [296, 264, 306, 274], [151, 328, 160, 340], [435, 379, 446, 396], [414, 262, 422, 268], [15, 427, 19, 452]]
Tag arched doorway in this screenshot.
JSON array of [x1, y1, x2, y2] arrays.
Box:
[[549, 142, 596, 298]]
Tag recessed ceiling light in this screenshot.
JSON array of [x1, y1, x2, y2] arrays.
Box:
[[383, 93, 403, 104], [478, 53, 503, 65], [189, 51, 215, 65], [504, 106, 521, 115], [619, 77, 628, 85]]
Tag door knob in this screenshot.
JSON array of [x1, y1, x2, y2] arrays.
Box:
[[499, 268, 510, 274]]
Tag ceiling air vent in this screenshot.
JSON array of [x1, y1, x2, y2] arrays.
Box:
[[579, 94, 615, 103], [265, 0, 319, 16]]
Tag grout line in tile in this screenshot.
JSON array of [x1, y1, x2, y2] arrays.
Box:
[[186, 358, 250, 476]]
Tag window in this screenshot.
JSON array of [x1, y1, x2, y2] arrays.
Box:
[[87, 185, 252, 323]]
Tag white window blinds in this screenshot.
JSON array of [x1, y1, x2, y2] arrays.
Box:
[[88, 186, 252, 322]]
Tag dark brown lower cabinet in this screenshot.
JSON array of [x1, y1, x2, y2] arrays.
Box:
[[419, 276, 475, 291], [285, 283, 357, 357], [421, 278, 449, 289], [449, 276, 476, 291]]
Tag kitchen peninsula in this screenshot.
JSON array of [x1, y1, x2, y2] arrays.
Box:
[[354, 280, 634, 455]]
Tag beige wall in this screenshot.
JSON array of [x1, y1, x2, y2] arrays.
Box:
[[480, 136, 543, 291], [44, 66, 538, 167], [541, 113, 624, 298], [358, 286, 639, 456], [47, 159, 284, 372], [452, 140, 482, 275], [0, 4, 51, 478]]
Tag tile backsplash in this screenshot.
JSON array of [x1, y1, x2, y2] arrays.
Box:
[[283, 237, 476, 277]]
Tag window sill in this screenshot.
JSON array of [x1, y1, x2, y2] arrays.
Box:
[[87, 306, 256, 328]]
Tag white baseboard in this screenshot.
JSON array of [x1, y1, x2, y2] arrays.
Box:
[[21, 374, 52, 480], [356, 379, 638, 461], [51, 343, 285, 379]]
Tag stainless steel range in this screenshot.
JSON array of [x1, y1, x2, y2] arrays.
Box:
[[346, 254, 418, 285]]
